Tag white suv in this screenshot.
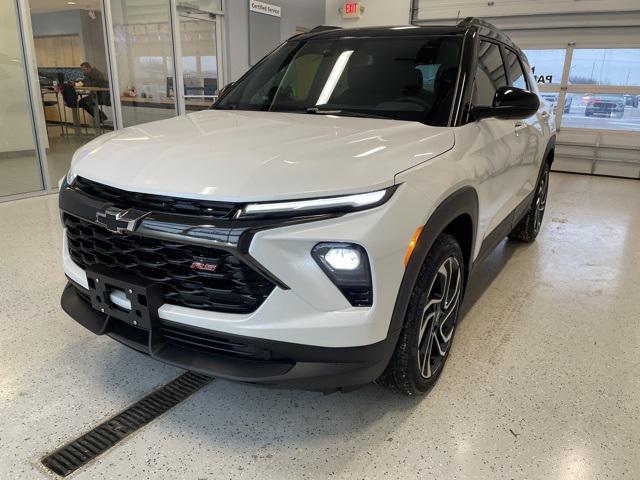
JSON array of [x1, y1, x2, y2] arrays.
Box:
[[60, 18, 555, 395]]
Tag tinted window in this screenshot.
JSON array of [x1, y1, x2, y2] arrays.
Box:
[[473, 41, 508, 106], [504, 48, 528, 89], [216, 35, 463, 126]]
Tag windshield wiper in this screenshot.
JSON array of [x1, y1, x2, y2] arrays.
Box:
[[305, 107, 389, 119]]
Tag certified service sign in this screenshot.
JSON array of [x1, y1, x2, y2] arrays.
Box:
[[249, 0, 282, 18]]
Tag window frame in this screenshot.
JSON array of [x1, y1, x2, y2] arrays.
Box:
[[472, 37, 509, 108], [502, 46, 530, 91]]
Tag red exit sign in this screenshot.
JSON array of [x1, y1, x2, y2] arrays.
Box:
[[341, 2, 362, 18]]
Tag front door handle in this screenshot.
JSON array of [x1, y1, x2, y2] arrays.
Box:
[[514, 120, 527, 131], [540, 111, 550, 118]]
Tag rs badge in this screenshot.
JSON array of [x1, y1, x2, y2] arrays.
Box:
[[190, 261, 219, 273]]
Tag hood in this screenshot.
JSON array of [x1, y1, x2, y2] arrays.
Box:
[[70, 110, 454, 202]]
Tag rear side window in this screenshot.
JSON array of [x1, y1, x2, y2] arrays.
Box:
[[473, 40, 508, 106], [504, 48, 528, 90]]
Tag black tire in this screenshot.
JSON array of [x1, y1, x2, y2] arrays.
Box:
[[377, 234, 464, 396], [508, 162, 550, 242]]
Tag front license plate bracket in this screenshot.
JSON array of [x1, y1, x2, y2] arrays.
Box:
[[86, 266, 161, 330]]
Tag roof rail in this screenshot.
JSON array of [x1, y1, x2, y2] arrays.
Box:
[[309, 25, 343, 33], [457, 16, 501, 32], [287, 25, 342, 41], [456, 16, 523, 53]]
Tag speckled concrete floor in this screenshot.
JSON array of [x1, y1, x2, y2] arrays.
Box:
[[1, 172, 639, 479]]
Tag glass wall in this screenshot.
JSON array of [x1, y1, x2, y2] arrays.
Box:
[[2, 0, 228, 199], [111, 0, 178, 127], [0, 0, 43, 197], [28, 0, 114, 187]]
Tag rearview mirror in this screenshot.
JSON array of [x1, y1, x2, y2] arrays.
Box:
[[472, 86, 540, 120], [218, 81, 235, 96]]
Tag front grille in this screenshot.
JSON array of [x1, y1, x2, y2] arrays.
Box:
[[159, 322, 286, 361], [65, 214, 275, 313], [73, 176, 237, 218]]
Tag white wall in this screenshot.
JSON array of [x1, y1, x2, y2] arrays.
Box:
[[0, 0, 37, 154], [30, 10, 107, 72], [279, 0, 326, 41], [224, 0, 326, 82], [325, 0, 411, 27]]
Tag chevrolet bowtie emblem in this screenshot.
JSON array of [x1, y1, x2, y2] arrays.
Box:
[[96, 207, 150, 234]]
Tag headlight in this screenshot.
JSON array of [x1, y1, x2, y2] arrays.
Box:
[[236, 187, 396, 219], [312, 243, 372, 307], [65, 170, 77, 187]]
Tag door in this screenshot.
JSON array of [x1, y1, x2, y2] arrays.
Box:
[[110, 0, 178, 127], [177, 7, 222, 112], [503, 47, 547, 200], [471, 40, 526, 238]]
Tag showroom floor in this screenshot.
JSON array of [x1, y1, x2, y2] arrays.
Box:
[[0, 172, 638, 479]]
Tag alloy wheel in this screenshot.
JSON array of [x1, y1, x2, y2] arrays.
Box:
[[533, 168, 549, 234], [417, 256, 462, 379]]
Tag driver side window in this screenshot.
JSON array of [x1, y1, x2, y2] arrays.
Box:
[[473, 41, 508, 106]]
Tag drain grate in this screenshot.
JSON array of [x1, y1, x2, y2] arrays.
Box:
[[41, 371, 212, 477]]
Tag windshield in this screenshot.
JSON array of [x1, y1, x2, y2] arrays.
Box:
[[215, 35, 463, 126]]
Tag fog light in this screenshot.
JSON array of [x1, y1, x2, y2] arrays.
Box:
[[311, 243, 373, 307], [324, 247, 361, 271]]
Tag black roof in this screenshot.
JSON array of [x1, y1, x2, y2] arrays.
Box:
[[293, 25, 467, 42], [291, 17, 524, 58]]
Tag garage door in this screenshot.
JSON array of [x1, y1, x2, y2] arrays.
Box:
[[410, 0, 640, 179]]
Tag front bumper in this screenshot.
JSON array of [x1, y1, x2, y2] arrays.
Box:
[[59, 178, 430, 389], [62, 282, 397, 391]]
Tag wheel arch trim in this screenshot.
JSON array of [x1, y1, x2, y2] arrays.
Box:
[[386, 186, 478, 337]]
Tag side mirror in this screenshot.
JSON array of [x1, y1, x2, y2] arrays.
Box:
[[472, 86, 540, 120]]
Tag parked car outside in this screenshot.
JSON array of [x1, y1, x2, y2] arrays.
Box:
[[541, 93, 571, 114], [584, 94, 625, 118]]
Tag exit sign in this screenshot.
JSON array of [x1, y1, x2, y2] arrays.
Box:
[[341, 2, 362, 19]]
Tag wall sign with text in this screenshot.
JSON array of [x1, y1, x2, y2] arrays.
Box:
[[249, 0, 281, 18], [340, 2, 363, 19]]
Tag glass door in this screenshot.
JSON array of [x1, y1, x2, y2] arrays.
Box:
[[110, 0, 178, 127], [26, 0, 115, 186], [177, 7, 220, 111]]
